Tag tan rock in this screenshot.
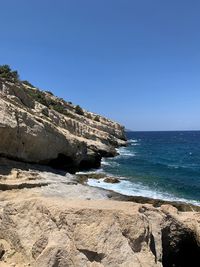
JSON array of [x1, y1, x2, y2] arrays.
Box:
[[0, 198, 199, 267], [0, 78, 126, 172]]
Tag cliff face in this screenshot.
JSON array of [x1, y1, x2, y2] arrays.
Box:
[[0, 78, 126, 172]]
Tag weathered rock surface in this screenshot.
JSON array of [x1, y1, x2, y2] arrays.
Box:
[[0, 78, 126, 172], [0, 198, 199, 267]]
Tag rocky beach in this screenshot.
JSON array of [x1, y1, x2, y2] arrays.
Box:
[[0, 75, 200, 267]]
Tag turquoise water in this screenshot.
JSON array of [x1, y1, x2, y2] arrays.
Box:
[[88, 131, 200, 205]]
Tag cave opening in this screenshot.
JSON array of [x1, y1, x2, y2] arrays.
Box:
[[79, 159, 100, 170], [162, 223, 200, 267], [48, 153, 76, 173]]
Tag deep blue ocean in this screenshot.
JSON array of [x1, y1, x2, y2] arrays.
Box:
[[88, 131, 200, 205]]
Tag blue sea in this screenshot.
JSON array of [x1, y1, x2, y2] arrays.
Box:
[[88, 131, 200, 205]]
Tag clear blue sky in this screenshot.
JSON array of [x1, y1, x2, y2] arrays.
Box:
[[1, 0, 200, 131]]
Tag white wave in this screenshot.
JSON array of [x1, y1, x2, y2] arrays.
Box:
[[87, 178, 200, 206], [101, 159, 116, 166], [127, 139, 138, 144], [101, 159, 120, 167], [116, 147, 135, 157], [101, 160, 111, 166], [76, 168, 104, 175]]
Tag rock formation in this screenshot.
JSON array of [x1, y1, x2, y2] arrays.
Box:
[[0, 197, 199, 267], [0, 159, 199, 267], [0, 78, 126, 172]]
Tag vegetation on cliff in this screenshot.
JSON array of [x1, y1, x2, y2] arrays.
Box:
[[0, 65, 119, 125], [0, 65, 19, 82], [0, 64, 82, 118]]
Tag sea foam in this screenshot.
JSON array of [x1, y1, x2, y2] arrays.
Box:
[[87, 177, 200, 206]]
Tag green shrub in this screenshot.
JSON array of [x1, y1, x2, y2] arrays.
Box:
[[0, 64, 19, 82], [27, 88, 47, 106], [94, 115, 100, 122], [26, 87, 70, 116], [87, 113, 92, 119], [75, 105, 84, 115], [52, 103, 65, 113]]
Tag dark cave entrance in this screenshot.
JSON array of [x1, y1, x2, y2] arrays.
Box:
[[79, 159, 101, 170], [48, 153, 76, 173], [162, 223, 200, 267]]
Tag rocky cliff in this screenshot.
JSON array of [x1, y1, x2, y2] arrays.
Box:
[[0, 78, 126, 172]]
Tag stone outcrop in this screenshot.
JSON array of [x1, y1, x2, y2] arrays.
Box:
[[0, 198, 199, 267], [0, 78, 126, 172]]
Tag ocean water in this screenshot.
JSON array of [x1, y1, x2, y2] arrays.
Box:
[[88, 131, 200, 205]]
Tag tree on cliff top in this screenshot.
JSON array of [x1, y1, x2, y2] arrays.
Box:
[[0, 64, 19, 82]]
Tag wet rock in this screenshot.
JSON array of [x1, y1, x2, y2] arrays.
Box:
[[103, 177, 120, 183], [76, 172, 106, 184]]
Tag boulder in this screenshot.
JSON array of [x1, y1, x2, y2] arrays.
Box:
[[104, 177, 120, 183]]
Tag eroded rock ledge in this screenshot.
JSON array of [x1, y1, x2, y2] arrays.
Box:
[[0, 78, 126, 172], [0, 198, 199, 267]]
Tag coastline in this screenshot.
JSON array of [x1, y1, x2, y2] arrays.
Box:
[[0, 156, 199, 212], [89, 131, 200, 207], [0, 158, 200, 266], [76, 172, 200, 212], [0, 77, 200, 266]]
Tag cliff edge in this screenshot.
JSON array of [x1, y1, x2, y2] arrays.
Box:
[[0, 75, 126, 172]]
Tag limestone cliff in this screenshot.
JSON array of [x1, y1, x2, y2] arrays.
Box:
[[0, 78, 126, 172]]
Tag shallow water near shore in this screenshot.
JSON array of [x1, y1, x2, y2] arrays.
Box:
[[88, 131, 200, 206]]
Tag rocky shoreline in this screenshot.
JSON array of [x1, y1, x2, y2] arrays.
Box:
[[0, 155, 200, 267], [1, 157, 199, 212], [0, 160, 200, 267], [76, 172, 200, 212], [0, 75, 200, 266]]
